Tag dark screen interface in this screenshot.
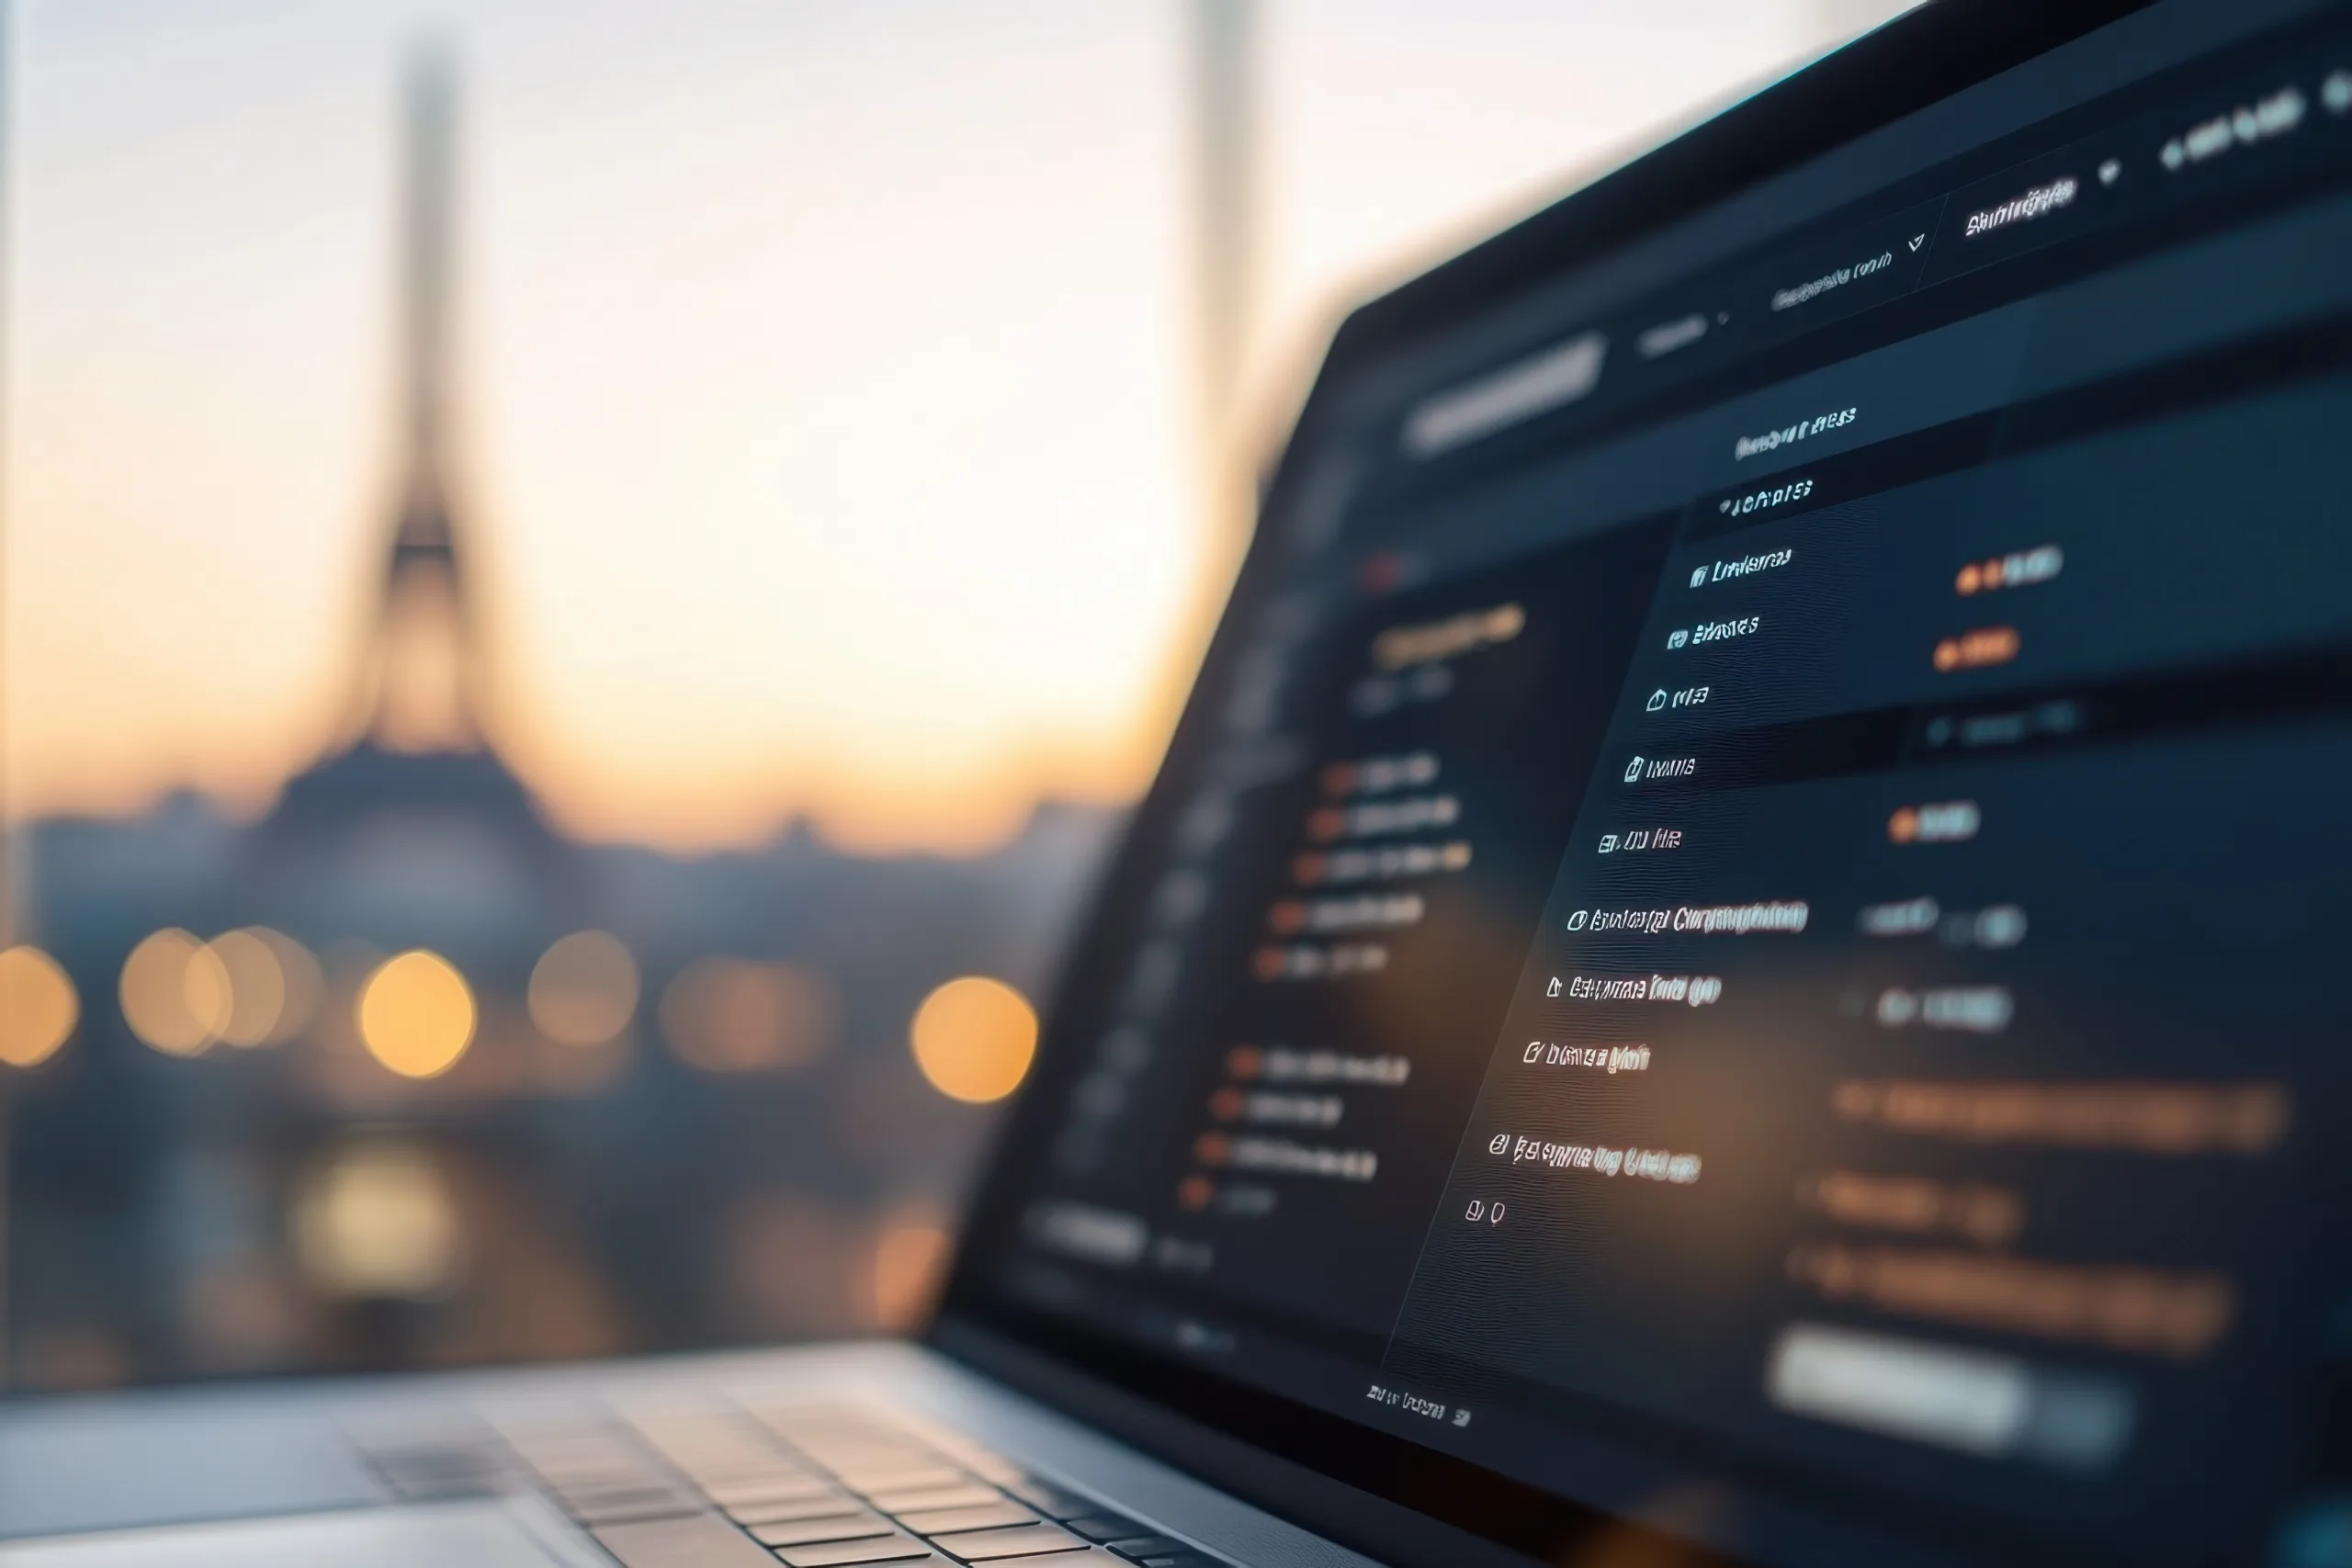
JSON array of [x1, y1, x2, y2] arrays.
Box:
[[976, 7, 2352, 1565]]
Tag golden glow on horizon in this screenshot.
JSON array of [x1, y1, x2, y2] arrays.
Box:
[[910, 975, 1037, 1104], [528, 930, 640, 1047], [0, 945, 80, 1068], [120, 929, 234, 1055], [0, 5, 1834, 853], [356, 950, 476, 1078]]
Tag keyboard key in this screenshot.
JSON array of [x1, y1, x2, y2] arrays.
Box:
[[808, 1448, 945, 1476], [1061, 1517, 1148, 1543], [865, 1483, 1004, 1514], [549, 1475, 676, 1497], [838, 1467, 970, 1494], [567, 1492, 707, 1525], [557, 1495, 700, 1523], [749, 1514, 894, 1548], [799, 1442, 942, 1465], [592, 1514, 783, 1568], [707, 1477, 842, 1506], [511, 1433, 639, 1464], [937, 1452, 1027, 1485], [925, 1523, 1085, 1561], [698, 1460, 823, 1481], [543, 1462, 662, 1488], [893, 1502, 1036, 1535], [772, 1535, 938, 1567], [690, 1464, 813, 1489], [526, 1450, 650, 1476], [806, 1443, 942, 1465], [642, 1440, 775, 1467], [727, 1494, 865, 1525], [1000, 1482, 1100, 1519], [644, 1445, 788, 1477], [1102, 1539, 1182, 1561]]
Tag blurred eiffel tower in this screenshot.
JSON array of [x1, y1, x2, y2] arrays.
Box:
[[357, 40, 480, 758], [249, 45, 573, 955]]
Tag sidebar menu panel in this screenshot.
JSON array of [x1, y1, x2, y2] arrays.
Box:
[[1019, 513, 1678, 1350]]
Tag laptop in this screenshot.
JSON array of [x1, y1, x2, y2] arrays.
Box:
[[9, 1, 2352, 1563]]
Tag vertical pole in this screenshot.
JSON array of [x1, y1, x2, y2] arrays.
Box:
[[1131, 0, 1261, 790], [1185, 0, 1261, 522]]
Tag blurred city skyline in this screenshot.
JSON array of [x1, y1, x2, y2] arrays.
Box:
[[2, 0, 1866, 856]]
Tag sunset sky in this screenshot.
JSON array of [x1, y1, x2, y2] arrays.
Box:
[[3, 0, 1870, 854]]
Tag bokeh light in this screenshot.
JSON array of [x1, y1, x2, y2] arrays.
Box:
[[910, 976, 1037, 1103], [208, 928, 285, 1046], [0, 945, 80, 1068], [291, 1140, 462, 1300], [119, 928, 232, 1055], [255, 928, 324, 1043], [660, 958, 839, 1075], [527, 930, 640, 1047], [356, 950, 476, 1078]]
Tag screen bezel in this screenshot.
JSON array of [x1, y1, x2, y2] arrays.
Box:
[[928, 3, 2160, 1564]]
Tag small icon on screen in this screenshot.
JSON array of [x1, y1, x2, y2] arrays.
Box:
[[1545, 976, 1563, 998], [1566, 909, 1589, 931], [1598, 832, 1620, 853], [1624, 755, 1646, 784], [1645, 689, 1668, 712], [1667, 628, 1689, 649], [1690, 566, 1709, 589]]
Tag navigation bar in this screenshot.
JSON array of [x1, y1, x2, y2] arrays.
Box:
[[1396, 17, 2352, 466]]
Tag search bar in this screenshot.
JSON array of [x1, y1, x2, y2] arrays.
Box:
[[1401, 331, 1608, 459]]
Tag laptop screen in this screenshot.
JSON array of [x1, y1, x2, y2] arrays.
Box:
[[946, 3, 2352, 1562]]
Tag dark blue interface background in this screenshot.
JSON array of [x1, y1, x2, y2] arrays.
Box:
[[971, 9, 2352, 1564]]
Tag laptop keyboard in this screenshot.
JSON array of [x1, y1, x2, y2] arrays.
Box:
[[356, 1402, 1231, 1568]]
